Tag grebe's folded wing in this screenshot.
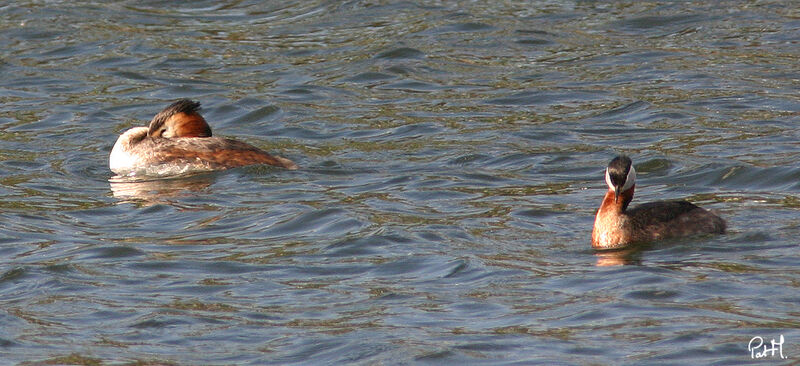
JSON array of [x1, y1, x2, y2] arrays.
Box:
[[147, 137, 297, 170], [626, 200, 725, 235]]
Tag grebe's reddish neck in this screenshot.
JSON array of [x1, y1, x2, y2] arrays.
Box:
[[591, 155, 725, 250], [592, 156, 637, 249]]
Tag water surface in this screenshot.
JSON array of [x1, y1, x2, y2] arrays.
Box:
[[1, 1, 799, 365]]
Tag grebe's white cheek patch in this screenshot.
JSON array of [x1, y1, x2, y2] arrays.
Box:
[[622, 165, 636, 192], [605, 168, 614, 191]]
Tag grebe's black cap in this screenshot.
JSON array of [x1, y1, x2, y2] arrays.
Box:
[[607, 156, 632, 186], [606, 155, 635, 202]]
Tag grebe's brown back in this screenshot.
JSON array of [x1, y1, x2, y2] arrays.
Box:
[[109, 99, 298, 176], [591, 155, 725, 250]]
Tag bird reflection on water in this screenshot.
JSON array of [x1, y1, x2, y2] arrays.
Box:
[[108, 174, 214, 205]]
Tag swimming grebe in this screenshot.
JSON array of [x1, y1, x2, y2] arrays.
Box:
[[591, 155, 725, 250], [109, 99, 298, 176]]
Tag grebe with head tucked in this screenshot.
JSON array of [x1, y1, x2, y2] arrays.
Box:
[[591, 155, 725, 250], [110, 99, 298, 176]]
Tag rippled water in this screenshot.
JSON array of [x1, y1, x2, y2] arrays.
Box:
[[2, 1, 799, 365]]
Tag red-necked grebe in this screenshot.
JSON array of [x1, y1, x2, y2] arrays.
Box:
[[591, 155, 725, 249]]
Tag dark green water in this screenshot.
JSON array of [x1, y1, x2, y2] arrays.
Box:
[[1, 1, 799, 364]]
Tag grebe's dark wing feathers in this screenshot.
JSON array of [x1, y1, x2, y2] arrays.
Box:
[[626, 200, 699, 222], [626, 200, 726, 237]]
